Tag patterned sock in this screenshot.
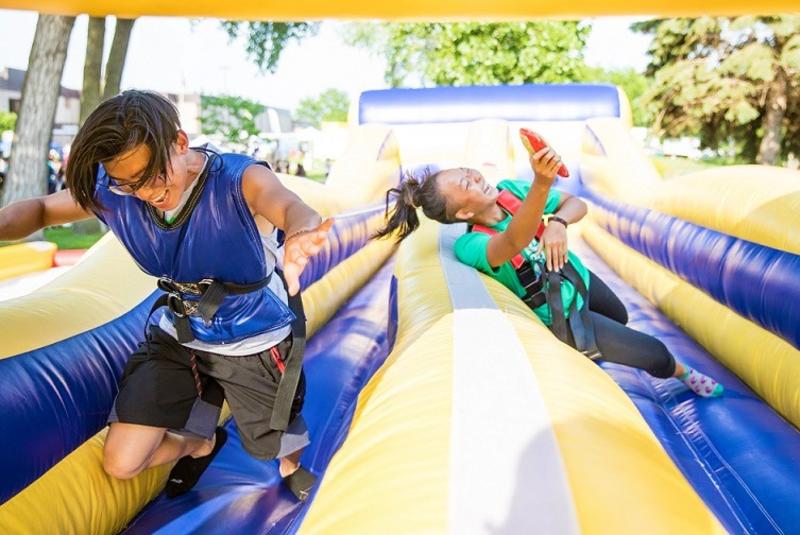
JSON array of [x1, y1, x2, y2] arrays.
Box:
[[679, 367, 724, 398]]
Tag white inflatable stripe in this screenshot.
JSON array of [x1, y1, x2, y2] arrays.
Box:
[[440, 223, 579, 535]]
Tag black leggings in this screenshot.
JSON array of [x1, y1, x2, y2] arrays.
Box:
[[556, 271, 677, 379]]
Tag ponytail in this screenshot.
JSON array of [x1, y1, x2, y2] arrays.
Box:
[[373, 168, 450, 242], [373, 175, 422, 242]]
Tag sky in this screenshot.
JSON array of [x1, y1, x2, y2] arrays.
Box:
[[0, 11, 652, 111]]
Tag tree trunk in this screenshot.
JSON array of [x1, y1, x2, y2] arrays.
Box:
[[1, 15, 75, 236], [103, 18, 136, 99], [757, 67, 787, 166], [79, 16, 105, 126]]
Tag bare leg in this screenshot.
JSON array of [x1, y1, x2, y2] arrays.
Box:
[[278, 447, 304, 478], [103, 422, 214, 480]]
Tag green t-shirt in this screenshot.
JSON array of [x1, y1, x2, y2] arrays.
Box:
[[453, 179, 591, 326]]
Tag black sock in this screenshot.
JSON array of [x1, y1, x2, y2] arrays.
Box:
[[165, 427, 228, 498]]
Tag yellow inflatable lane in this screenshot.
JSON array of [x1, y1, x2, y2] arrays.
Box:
[[301, 217, 723, 534]]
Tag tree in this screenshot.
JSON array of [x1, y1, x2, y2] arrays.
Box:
[[579, 67, 652, 127], [200, 95, 265, 143], [343, 22, 590, 87], [103, 18, 136, 99], [633, 16, 800, 164], [220, 21, 319, 73], [294, 89, 349, 128], [79, 17, 105, 125], [2, 15, 75, 223], [79, 17, 137, 125]]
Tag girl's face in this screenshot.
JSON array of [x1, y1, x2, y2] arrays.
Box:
[[103, 130, 195, 211], [435, 167, 498, 221]]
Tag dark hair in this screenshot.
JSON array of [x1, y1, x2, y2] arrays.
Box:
[[374, 168, 452, 242], [65, 90, 181, 212]]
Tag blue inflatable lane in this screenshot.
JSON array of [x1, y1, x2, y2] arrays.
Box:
[[573, 239, 800, 535], [121, 259, 397, 534]]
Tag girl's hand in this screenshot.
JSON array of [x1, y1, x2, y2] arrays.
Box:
[[529, 148, 562, 185], [283, 218, 334, 295], [537, 219, 568, 271]]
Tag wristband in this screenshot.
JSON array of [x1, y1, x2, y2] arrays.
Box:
[[548, 216, 568, 228]]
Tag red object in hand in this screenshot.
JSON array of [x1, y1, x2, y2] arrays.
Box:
[[519, 128, 569, 178]]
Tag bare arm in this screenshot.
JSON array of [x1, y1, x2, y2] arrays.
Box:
[[552, 191, 587, 224], [0, 190, 94, 241], [242, 164, 322, 237], [485, 148, 561, 268], [538, 192, 588, 271], [242, 164, 332, 295]]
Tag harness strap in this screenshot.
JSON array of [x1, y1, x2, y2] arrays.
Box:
[[546, 271, 569, 343], [496, 190, 547, 242], [269, 272, 306, 432], [562, 263, 601, 360], [545, 265, 602, 360]]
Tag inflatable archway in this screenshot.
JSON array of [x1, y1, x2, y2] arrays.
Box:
[[1, 0, 797, 18]]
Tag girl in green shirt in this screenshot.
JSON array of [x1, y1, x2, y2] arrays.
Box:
[[376, 147, 723, 398]]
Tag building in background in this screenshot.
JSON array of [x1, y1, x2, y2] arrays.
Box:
[[255, 106, 293, 134], [0, 67, 81, 148]]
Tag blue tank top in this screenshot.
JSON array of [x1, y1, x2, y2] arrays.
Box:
[[92, 152, 295, 344]]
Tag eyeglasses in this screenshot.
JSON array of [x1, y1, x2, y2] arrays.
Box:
[[106, 174, 167, 196]]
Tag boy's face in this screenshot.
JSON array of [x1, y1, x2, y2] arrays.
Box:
[[104, 131, 192, 211]]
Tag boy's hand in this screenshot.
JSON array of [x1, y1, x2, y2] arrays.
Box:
[[537, 220, 568, 271], [282, 218, 335, 296], [529, 148, 562, 185]]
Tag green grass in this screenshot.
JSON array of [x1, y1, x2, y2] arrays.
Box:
[[651, 156, 721, 178], [304, 171, 327, 183], [42, 226, 105, 249]]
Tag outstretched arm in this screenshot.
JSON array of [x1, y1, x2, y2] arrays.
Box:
[[0, 189, 94, 241]]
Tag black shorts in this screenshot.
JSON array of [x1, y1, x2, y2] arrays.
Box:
[[108, 326, 307, 460]]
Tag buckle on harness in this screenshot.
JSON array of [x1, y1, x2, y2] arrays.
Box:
[[166, 292, 187, 318], [166, 292, 199, 318], [158, 277, 216, 297], [196, 278, 214, 294]]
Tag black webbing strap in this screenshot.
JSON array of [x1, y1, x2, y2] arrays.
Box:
[[546, 271, 569, 343], [561, 263, 601, 360], [518, 261, 547, 309], [149, 293, 195, 343], [269, 273, 307, 432], [544, 264, 602, 360]]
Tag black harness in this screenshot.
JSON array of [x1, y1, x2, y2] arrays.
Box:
[[147, 270, 307, 432]]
